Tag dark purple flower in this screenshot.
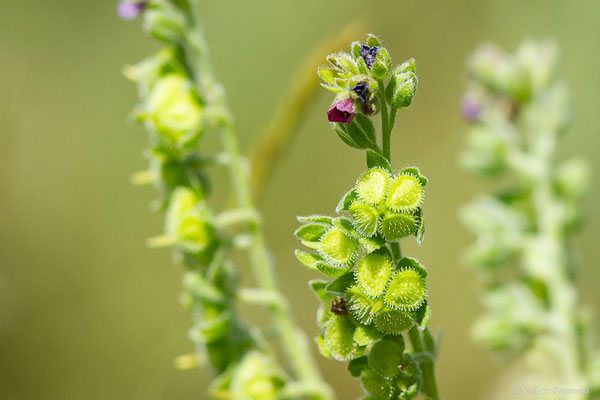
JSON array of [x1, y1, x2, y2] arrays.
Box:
[[359, 45, 380, 69], [118, 0, 147, 20], [460, 92, 483, 122], [351, 82, 369, 105], [327, 98, 356, 125]]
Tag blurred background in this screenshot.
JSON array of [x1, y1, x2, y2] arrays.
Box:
[[1, 0, 599, 398]]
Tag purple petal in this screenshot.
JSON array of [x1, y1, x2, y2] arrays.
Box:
[[460, 93, 483, 122], [327, 98, 356, 125], [118, 1, 147, 20]]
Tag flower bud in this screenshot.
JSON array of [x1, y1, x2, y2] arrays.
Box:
[[371, 47, 392, 80], [143, 4, 186, 43], [386, 69, 418, 109], [144, 74, 204, 149], [118, 0, 147, 20]]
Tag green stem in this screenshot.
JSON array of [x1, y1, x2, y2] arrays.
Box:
[[408, 327, 440, 400], [182, 3, 334, 399], [379, 86, 440, 400], [378, 81, 392, 162]]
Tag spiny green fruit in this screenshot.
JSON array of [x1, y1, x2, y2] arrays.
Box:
[[375, 307, 415, 335], [355, 252, 394, 298], [384, 268, 428, 311], [386, 173, 424, 212], [229, 351, 285, 400], [324, 316, 361, 361], [355, 167, 390, 205], [368, 339, 404, 379], [347, 285, 380, 324], [379, 212, 418, 241], [349, 200, 380, 237], [361, 368, 394, 400], [318, 227, 359, 267], [353, 324, 383, 347]]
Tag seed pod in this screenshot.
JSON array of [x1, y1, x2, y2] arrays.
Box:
[[374, 307, 415, 335], [347, 285, 378, 325], [317, 227, 359, 267], [368, 339, 404, 379], [324, 316, 359, 361], [349, 200, 380, 237], [386, 173, 425, 213], [384, 267, 428, 311], [379, 212, 418, 241], [355, 167, 391, 206], [355, 253, 394, 298], [360, 368, 394, 399]]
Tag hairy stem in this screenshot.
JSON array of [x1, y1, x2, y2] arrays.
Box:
[[183, 2, 333, 398], [379, 80, 392, 161]]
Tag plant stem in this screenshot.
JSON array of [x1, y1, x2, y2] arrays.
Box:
[[408, 327, 440, 400], [378, 81, 392, 162], [182, 2, 334, 399], [380, 86, 440, 400]]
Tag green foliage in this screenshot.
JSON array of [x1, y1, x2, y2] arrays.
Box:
[[295, 34, 441, 400], [461, 39, 597, 392]]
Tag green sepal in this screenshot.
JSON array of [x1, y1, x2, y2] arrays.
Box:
[[182, 271, 225, 304], [348, 355, 369, 377], [379, 212, 418, 241], [422, 326, 438, 356], [294, 250, 323, 270], [315, 335, 332, 359], [351, 41, 362, 59], [294, 224, 328, 242], [317, 67, 340, 86], [359, 234, 387, 254], [397, 257, 428, 277], [332, 123, 364, 149], [366, 34, 382, 47], [386, 71, 417, 109], [297, 215, 334, 225], [326, 270, 355, 295], [309, 280, 328, 301], [353, 324, 384, 347], [400, 166, 428, 187], [327, 52, 359, 75], [336, 188, 358, 212], [415, 208, 425, 245], [361, 368, 394, 400], [396, 58, 416, 74], [349, 201, 379, 237], [316, 262, 353, 278], [324, 317, 359, 361], [333, 217, 360, 239], [369, 339, 404, 379], [366, 150, 392, 173], [371, 48, 392, 80], [412, 301, 431, 330]]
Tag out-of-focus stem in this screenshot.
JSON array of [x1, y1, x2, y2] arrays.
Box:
[[248, 23, 364, 200]]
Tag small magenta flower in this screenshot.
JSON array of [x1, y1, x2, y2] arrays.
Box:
[[460, 92, 483, 122], [118, 0, 148, 20], [327, 98, 355, 125]]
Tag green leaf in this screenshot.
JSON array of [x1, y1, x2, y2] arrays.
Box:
[[326, 270, 355, 295], [297, 215, 334, 225], [336, 189, 358, 212], [333, 217, 359, 239], [369, 339, 404, 379], [332, 123, 362, 149], [348, 356, 369, 377], [294, 224, 328, 242], [412, 302, 431, 330], [366, 150, 392, 172], [397, 257, 428, 277], [294, 250, 323, 270], [316, 262, 353, 278], [366, 34, 382, 47], [359, 235, 387, 254], [309, 280, 328, 301]]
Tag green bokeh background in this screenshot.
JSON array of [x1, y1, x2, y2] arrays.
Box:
[[1, 0, 599, 399]]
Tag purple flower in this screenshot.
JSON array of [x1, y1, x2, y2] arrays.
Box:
[[460, 92, 483, 122], [327, 98, 356, 125], [359, 45, 380, 69], [118, 0, 147, 20]]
